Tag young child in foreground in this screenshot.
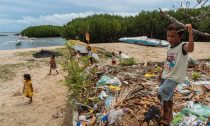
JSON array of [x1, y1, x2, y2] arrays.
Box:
[[48, 54, 58, 75], [158, 23, 194, 124], [23, 74, 33, 104]]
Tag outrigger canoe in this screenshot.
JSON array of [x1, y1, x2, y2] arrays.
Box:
[[119, 36, 169, 47]]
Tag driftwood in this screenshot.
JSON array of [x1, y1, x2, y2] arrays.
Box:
[[159, 8, 210, 39]]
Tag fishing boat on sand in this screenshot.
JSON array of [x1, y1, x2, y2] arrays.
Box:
[[119, 36, 169, 47]]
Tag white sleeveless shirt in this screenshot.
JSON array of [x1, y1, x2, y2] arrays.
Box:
[[162, 42, 188, 83]]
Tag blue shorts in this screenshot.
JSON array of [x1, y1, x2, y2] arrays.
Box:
[[158, 79, 177, 104]]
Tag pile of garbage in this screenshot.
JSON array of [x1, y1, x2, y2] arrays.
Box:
[[74, 60, 210, 126]]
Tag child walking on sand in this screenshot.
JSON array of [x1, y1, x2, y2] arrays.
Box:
[[23, 74, 33, 104], [48, 54, 58, 75], [111, 52, 116, 65], [158, 24, 194, 125]]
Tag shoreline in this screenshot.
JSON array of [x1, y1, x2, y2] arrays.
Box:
[[0, 46, 65, 53], [0, 42, 209, 63]]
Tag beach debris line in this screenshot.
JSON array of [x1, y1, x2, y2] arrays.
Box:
[[63, 41, 210, 125]]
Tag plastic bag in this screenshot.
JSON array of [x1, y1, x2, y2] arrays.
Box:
[[182, 101, 210, 117], [105, 96, 113, 108], [108, 109, 124, 124], [96, 76, 121, 86], [96, 76, 111, 86], [106, 77, 122, 86], [99, 91, 108, 100]]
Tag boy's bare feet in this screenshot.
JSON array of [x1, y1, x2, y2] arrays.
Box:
[[159, 119, 170, 125]]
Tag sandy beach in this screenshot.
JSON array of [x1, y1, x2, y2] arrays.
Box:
[[93, 42, 210, 63], [0, 42, 210, 126], [0, 46, 67, 126]]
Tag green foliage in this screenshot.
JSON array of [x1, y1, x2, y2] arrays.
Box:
[[172, 112, 184, 125], [192, 72, 201, 80], [62, 58, 87, 97], [80, 56, 90, 68], [61, 43, 94, 98], [21, 25, 63, 37], [62, 7, 210, 42], [63, 14, 125, 42], [155, 66, 162, 72], [21, 7, 210, 42], [119, 57, 137, 66]]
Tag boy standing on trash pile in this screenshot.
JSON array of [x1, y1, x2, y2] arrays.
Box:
[[158, 23, 194, 125], [207, 116, 210, 126]]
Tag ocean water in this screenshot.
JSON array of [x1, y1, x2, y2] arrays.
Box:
[[0, 32, 66, 50]]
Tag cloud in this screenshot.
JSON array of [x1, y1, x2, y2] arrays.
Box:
[[18, 12, 138, 25], [16, 12, 97, 26], [63, 0, 181, 12], [0, 12, 138, 32], [1, 0, 209, 32]]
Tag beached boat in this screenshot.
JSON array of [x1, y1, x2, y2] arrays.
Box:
[[119, 36, 169, 47], [67, 40, 99, 60]]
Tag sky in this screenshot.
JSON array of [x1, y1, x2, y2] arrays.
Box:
[[0, 0, 205, 32]]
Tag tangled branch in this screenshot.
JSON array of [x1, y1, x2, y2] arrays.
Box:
[[159, 8, 210, 38]]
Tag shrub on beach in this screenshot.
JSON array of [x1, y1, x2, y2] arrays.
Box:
[[61, 45, 97, 101], [119, 57, 137, 66], [191, 72, 201, 80]]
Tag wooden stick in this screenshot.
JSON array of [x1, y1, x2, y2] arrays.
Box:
[[159, 8, 210, 38]]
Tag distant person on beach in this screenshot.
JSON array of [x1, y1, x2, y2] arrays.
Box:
[[23, 74, 33, 104], [48, 54, 58, 75], [158, 24, 194, 125], [118, 51, 122, 60], [111, 52, 116, 65], [87, 46, 93, 65], [85, 32, 90, 44]]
